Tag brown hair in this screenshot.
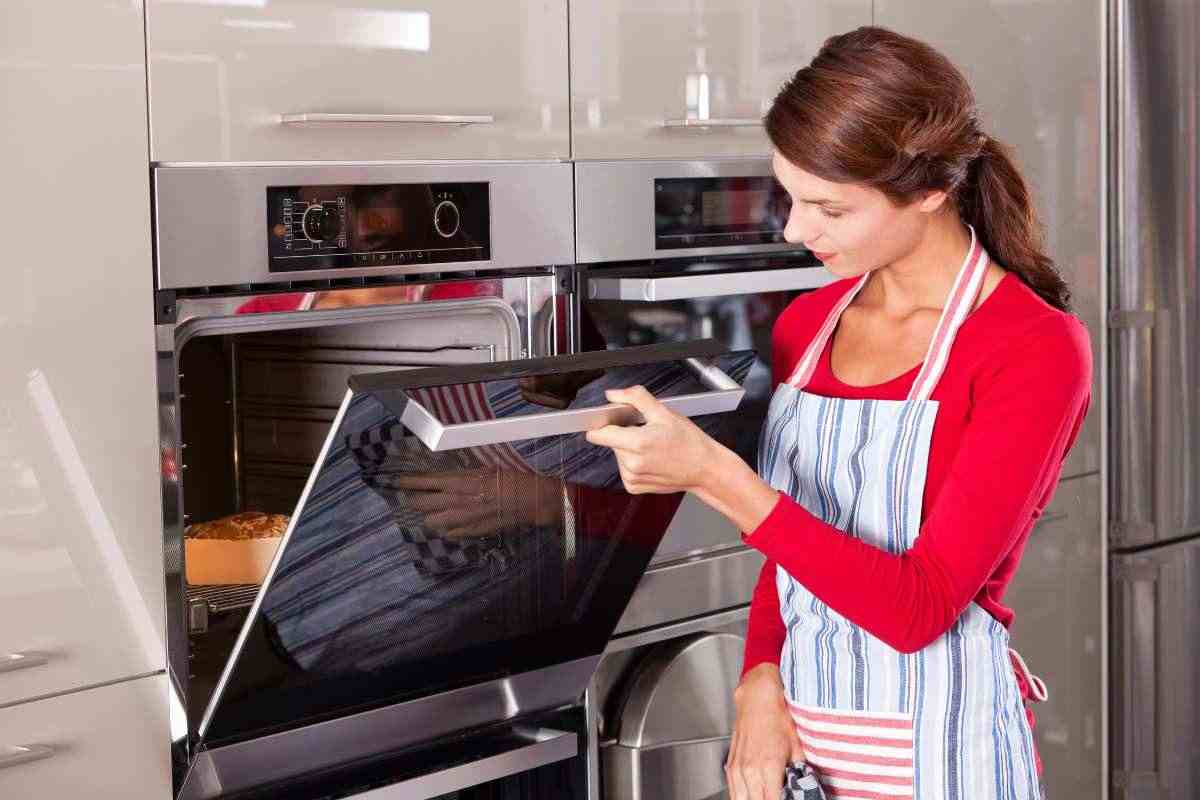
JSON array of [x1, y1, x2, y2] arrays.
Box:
[[765, 26, 1070, 311]]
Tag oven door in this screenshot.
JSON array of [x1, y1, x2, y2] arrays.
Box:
[[581, 257, 833, 567], [180, 341, 754, 799]]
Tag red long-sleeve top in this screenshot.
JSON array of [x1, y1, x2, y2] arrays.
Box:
[[741, 272, 1092, 677]]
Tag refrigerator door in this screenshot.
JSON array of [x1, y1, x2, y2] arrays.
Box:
[[1111, 537, 1200, 799], [1110, 0, 1200, 549]]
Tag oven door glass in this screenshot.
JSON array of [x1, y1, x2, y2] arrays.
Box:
[[198, 341, 754, 748]]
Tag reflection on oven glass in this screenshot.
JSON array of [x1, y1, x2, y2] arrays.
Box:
[[201, 352, 755, 745]]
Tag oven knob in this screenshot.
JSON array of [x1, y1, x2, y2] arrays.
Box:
[[302, 205, 343, 243], [433, 200, 461, 239]]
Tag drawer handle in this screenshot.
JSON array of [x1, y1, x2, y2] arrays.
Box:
[[588, 267, 834, 302], [0, 652, 49, 674], [0, 744, 55, 771], [280, 113, 494, 126], [662, 117, 762, 128]]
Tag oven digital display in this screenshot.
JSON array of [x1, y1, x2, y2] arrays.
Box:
[[701, 188, 772, 227], [655, 176, 790, 250], [267, 182, 490, 272]]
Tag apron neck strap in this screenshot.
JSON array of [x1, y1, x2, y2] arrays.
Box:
[[785, 225, 989, 403]]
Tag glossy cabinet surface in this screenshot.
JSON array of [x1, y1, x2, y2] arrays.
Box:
[[569, 0, 870, 160], [875, 0, 1104, 480], [146, 0, 569, 163], [1005, 474, 1104, 800], [1, 0, 165, 706], [0, 675, 171, 799]]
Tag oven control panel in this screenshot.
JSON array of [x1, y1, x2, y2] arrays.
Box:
[[654, 175, 790, 250], [267, 182, 490, 272]]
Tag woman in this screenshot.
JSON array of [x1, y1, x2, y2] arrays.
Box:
[[586, 26, 1090, 800]]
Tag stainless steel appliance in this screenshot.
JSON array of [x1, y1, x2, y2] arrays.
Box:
[[1110, 2, 1200, 797], [571, 158, 834, 800], [153, 162, 758, 799]]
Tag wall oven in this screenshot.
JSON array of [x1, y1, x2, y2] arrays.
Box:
[[153, 161, 758, 799], [571, 158, 833, 800]]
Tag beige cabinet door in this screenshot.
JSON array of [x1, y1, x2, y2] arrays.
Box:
[[570, 0, 870, 160], [873, 0, 1104, 480], [147, 0, 569, 162], [1, 0, 165, 706], [0, 675, 170, 799], [1004, 474, 1104, 799]]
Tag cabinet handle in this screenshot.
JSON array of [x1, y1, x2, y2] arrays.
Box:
[[0, 744, 55, 771], [0, 652, 49, 674], [662, 118, 762, 128], [280, 113, 494, 126]]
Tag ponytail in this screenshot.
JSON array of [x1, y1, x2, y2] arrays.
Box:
[[958, 137, 1070, 311]]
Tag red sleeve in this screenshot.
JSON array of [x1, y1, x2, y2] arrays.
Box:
[[743, 314, 1092, 654], [742, 558, 787, 677]]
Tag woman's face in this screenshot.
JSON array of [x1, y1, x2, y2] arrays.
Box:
[[771, 151, 934, 279]]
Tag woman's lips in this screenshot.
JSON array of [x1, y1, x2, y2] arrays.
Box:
[[811, 250, 838, 262]]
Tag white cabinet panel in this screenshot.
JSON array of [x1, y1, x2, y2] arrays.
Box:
[[570, 0, 870, 160], [873, 0, 1104, 479], [0, 675, 170, 800], [147, 0, 569, 163], [1005, 474, 1104, 799], [0, 1, 165, 705]]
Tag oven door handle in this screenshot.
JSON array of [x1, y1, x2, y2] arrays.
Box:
[[280, 113, 495, 126], [587, 266, 834, 302], [400, 357, 744, 451]]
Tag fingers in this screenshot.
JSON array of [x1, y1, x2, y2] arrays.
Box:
[[604, 385, 673, 422], [584, 423, 645, 451]]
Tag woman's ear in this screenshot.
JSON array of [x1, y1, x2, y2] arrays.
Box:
[[917, 189, 950, 213]]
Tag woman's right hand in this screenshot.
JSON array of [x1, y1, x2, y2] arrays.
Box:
[[726, 663, 805, 800]]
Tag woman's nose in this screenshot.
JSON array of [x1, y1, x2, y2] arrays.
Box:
[[783, 206, 819, 246]]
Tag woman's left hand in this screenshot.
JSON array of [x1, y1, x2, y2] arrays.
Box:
[[584, 385, 718, 495]]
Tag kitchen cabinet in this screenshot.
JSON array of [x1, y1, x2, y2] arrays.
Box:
[[146, 0, 569, 163], [569, 0, 870, 160], [1, 0, 165, 705], [874, 0, 1104, 480], [1004, 474, 1103, 800], [0, 674, 171, 799]]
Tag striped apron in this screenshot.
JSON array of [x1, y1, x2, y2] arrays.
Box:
[[759, 228, 1043, 800]]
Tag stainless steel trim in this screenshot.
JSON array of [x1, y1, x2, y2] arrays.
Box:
[[280, 113, 495, 126], [400, 357, 745, 451], [334, 727, 576, 800], [661, 118, 761, 128], [0, 744, 55, 770], [0, 652, 49, 675], [587, 266, 834, 301], [197, 391, 354, 738], [613, 546, 764, 636], [1151, 309, 1172, 545], [154, 162, 574, 289], [179, 657, 600, 800], [605, 607, 750, 655], [574, 159, 803, 263]]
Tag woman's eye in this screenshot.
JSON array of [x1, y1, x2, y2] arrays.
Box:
[[820, 208, 844, 219]]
